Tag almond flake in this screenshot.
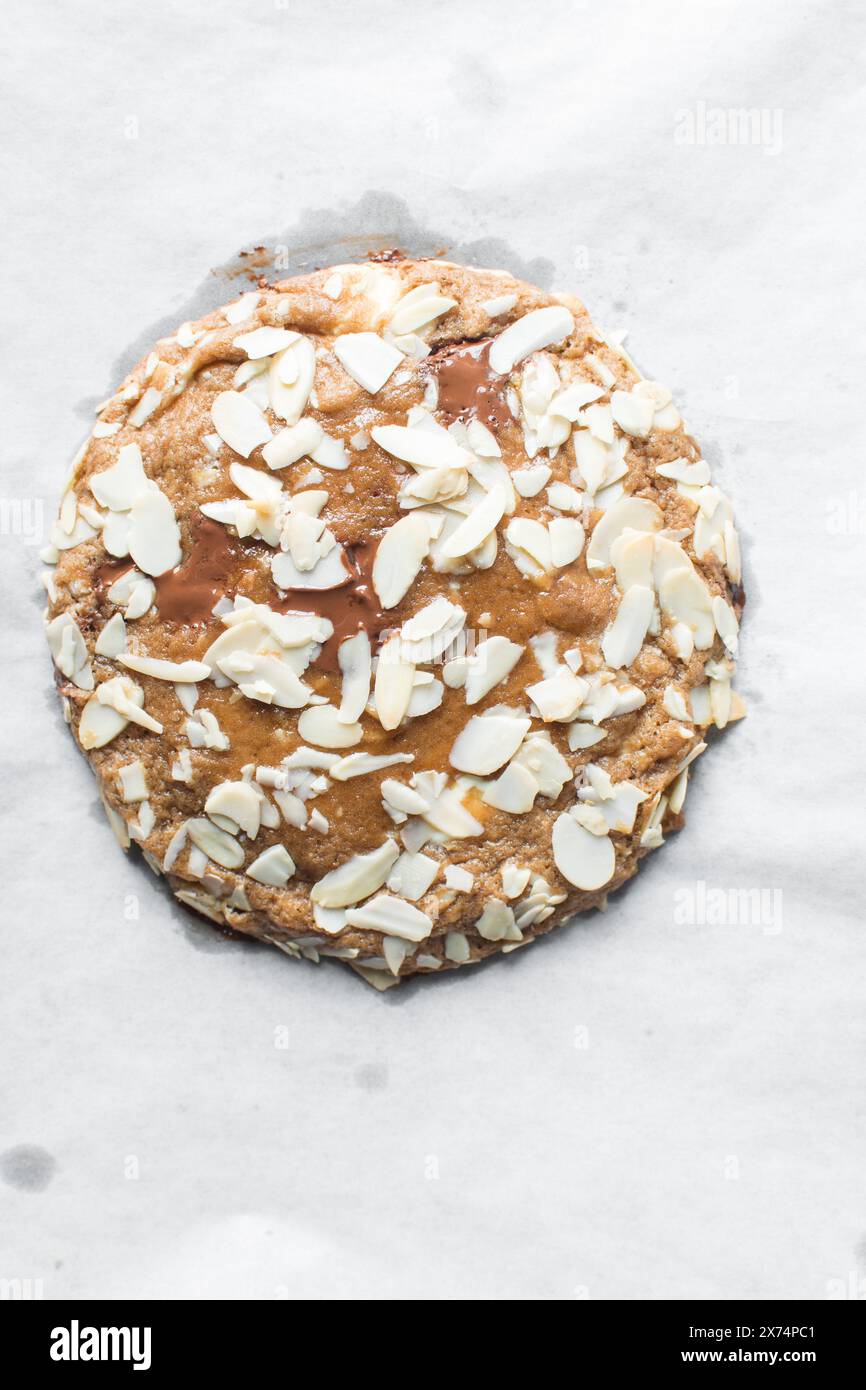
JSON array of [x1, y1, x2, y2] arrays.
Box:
[[386, 850, 439, 901], [463, 635, 524, 704], [475, 900, 518, 942], [119, 654, 210, 682], [90, 443, 154, 511], [481, 293, 517, 317], [330, 751, 414, 781], [262, 419, 324, 471], [372, 514, 432, 608], [444, 865, 474, 892], [549, 517, 585, 567], [247, 845, 296, 886], [374, 636, 415, 731], [211, 390, 272, 457], [46, 612, 93, 690], [552, 812, 616, 891], [95, 612, 127, 658], [333, 333, 403, 393], [205, 781, 262, 838], [586, 496, 663, 572], [128, 387, 161, 428], [602, 585, 654, 668], [712, 595, 739, 655], [658, 568, 715, 650], [268, 337, 316, 423], [482, 762, 538, 814], [505, 516, 552, 575], [611, 388, 655, 438], [272, 544, 348, 591], [345, 894, 433, 942], [450, 714, 531, 776], [186, 817, 244, 870], [549, 380, 606, 420], [233, 326, 297, 359], [297, 704, 363, 749], [441, 484, 507, 559], [371, 424, 472, 471], [547, 482, 583, 512], [527, 670, 589, 722], [311, 838, 400, 909], [222, 292, 260, 325], [656, 457, 711, 485], [513, 464, 552, 498], [444, 931, 471, 963], [389, 285, 457, 336], [338, 630, 372, 723], [78, 698, 129, 749], [488, 306, 574, 375], [118, 760, 148, 802]]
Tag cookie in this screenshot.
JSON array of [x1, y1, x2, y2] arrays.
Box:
[[43, 257, 744, 988]]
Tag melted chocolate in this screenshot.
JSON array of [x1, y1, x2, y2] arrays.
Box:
[[93, 554, 134, 595], [430, 338, 510, 431], [274, 541, 386, 672], [155, 514, 244, 625]]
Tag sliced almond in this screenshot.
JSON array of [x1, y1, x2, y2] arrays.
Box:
[[464, 635, 524, 704], [601, 585, 654, 669], [90, 443, 153, 512], [505, 516, 553, 574], [488, 306, 574, 375], [233, 326, 297, 359], [482, 762, 538, 814], [262, 418, 324, 471], [586, 496, 663, 572], [389, 285, 457, 335], [311, 838, 400, 908], [371, 424, 473, 471], [658, 568, 715, 650], [95, 612, 127, 658], [119, 654, 211, 682], [298, 703, 363, 749], [611, 388, 655, 438], [268, 336, 316, 423], [205, 781, 262, 839], [372, 514, 432, 608], [549, 517, 585, 567], [187, 817, 244, 870], [552, 812, 616, 890], [449, 714, 531, 775], [247, 845, 296, 886], [333, 333, 403, 393], [610, 529, 655, 591], [440, 484, 507, 559], [211, 390, 272, 457], [126, 487, 182, 578], [374, 636, 415, 731], [527, 670, 589, 722], [345, 893, 433, 942], [338, 630, 372, 724]]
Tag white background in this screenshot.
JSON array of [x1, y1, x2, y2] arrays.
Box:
[[2, 0, 865, 1300]]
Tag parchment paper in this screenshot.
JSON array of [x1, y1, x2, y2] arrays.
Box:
[[2, 0, 864, 1300]]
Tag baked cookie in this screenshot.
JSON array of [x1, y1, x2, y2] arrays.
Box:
[[43, 258, 744, 988]]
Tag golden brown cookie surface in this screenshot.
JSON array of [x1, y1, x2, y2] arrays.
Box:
[[43, 258, 744, 988]]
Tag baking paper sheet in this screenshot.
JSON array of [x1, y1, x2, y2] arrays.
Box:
[[2, 0, 864, 1300]]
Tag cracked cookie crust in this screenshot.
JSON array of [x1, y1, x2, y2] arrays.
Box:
[[43, 258, 744, 988]]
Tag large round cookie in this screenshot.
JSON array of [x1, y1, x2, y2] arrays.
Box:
[[43, 258, 744, 988]]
